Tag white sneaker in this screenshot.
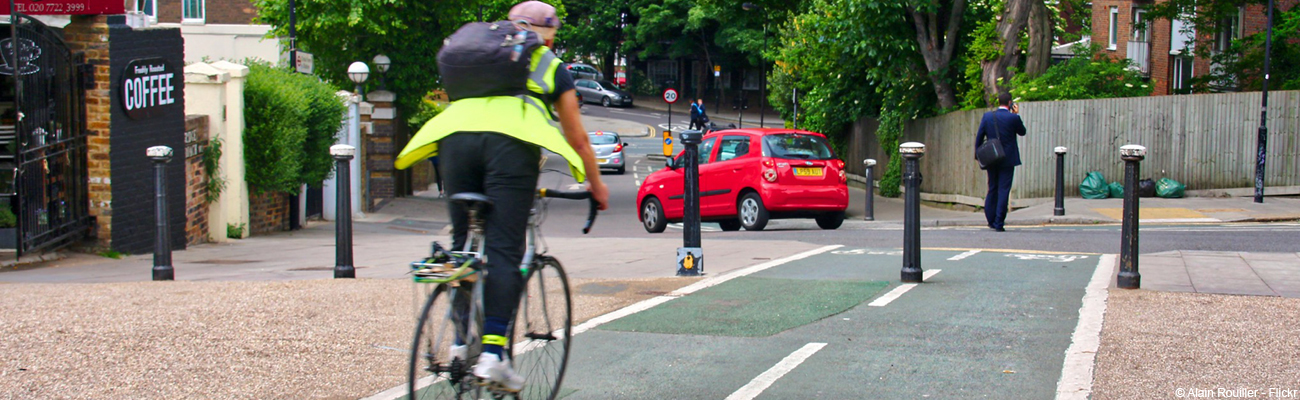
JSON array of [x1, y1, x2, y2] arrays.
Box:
[[448, 344, 468, 362], [473, 353, 525, 392]]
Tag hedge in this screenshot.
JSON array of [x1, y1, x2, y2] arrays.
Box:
[[244, 63, 347, 194]]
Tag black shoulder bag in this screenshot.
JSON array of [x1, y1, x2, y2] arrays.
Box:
[[976, 113, 1006, 169]]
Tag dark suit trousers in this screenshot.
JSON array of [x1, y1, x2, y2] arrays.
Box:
[[441, 132, 541, 321], [984, 163, 1015, 229]]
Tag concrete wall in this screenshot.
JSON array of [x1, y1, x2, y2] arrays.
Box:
[[161, 23, 281, 65], [183, 61, 251, 241]]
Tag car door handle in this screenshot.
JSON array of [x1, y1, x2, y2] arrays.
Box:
[[732, 168, 742, 172]]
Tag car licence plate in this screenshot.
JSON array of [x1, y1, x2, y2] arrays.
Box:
[[794, 167, 823, 176], [598, 158, 610, 164]]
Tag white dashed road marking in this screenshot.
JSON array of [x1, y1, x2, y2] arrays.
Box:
[[867, 269, 941, 307], [947, 250, 981, 261], [1054, 254, 1115, 400], [725, 343, 828, 400]]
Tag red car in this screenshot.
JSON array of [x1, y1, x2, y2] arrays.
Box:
[[637, 128, 849, 232]]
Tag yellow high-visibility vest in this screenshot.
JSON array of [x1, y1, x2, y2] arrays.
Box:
[[395, 46, 586, 182]]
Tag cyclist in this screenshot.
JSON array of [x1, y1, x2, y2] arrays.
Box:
[[394, 0, 609, 392]]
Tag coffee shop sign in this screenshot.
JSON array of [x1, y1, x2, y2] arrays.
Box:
[[120, 58, 179, 120]]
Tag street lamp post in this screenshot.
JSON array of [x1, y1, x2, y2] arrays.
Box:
[[344, 61, 369, 216], [372, 54, 391, 90], [1255, 0, 1275, 204]]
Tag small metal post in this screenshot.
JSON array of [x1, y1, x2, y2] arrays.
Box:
[[1118, 144, 1146, 289], [1054, 147, 1067, 216], [148, 146, 174, 281], [863, 159, 876, 221], [900, 143, 925, 283], [332, 144, 356, 279], [678, 130, 703, 276]]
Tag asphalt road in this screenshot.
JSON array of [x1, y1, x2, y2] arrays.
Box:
[[538, 106, 1300, 255]]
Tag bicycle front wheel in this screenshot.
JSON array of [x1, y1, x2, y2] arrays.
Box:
[[508, 255, 573, 400], [409, 284, 482, 400]]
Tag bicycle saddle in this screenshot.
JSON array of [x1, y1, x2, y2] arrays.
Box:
[[449, 192, 494, 214]]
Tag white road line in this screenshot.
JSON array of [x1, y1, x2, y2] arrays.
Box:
[[634, 173, 640, 180], [725, 343, 828, 400], [572, 245, 841, 335], [868, 270, 941, 307], [1054, 254, 1115, 400], [635, 180, 642, 186], [947, 250, 981, 261], [366, 245, 842, 400]]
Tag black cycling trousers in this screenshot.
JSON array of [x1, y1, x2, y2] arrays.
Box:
[[440, 132, 541, 321]]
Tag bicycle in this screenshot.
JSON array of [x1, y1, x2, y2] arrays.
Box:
[[407, 187, 598, 400]]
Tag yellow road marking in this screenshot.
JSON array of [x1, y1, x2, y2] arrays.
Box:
[[923, 247, 1100, 255], [1092, 207, 1209, 220]]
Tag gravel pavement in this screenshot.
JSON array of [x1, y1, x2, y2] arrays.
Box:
[[1092, 289, 1300, 400], [0, 276, 694, 399]]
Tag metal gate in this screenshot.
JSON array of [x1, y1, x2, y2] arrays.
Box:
[[5, 15, 92, 257]]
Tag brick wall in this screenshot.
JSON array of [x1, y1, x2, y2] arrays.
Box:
[[249, 190, 289, 235], [65, 16, 113, 245], [184, 115, 210, 245], [158, 0, 257, 25], [108, 23, 188, 254]]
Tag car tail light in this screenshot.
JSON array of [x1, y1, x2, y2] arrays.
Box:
[[839, 169, 847, 183], [762, 158, 775, 168], [614, 144, 623, 153], [833, 159, 845, 169], [764, 169, 778, 182]]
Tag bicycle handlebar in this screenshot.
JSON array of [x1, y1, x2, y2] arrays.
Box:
[[538, 188, 598, 234]]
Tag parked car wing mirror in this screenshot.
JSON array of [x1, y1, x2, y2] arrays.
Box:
[[623, 142, 629, 147], [666, 157, 676, 169]]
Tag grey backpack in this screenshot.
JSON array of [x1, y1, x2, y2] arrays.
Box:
[[438, 21, 543, 101]]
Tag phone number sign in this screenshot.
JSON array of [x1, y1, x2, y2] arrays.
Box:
[[13, 0, 124, 15]]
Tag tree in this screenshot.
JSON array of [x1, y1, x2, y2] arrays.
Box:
[[1147, 0, 1297, 92], [253, 0, 561, 125], [561, 2, 632, 78], [908, 0, 967, 110]]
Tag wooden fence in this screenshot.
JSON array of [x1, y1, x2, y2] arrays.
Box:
[[846, 91, 1300, 205]]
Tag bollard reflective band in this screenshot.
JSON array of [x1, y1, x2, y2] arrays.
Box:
[[482, 335, 508, 346]]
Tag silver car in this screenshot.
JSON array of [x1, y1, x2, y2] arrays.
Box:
[[587, 131, 627, 174], [566, 63, 603, 80], [575, 79, 634, 107]]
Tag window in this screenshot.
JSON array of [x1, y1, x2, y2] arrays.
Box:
[[716, 136, 751, 162], [762, 134, 835, 160], [1131, 8, 1149, 43], [1172, 55, 1194, 93], [1108, 7, 1119, 49], [699, 138, 716, 165], [183, 0, 205, 22], [1214, 8, 1242, 53], [137, 0, 156, 18], [649, 60, 678, 87], [742, 70, 760, 91]]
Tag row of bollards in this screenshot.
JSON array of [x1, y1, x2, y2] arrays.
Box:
[[886, 142, 1144, 288], [146, 144, 360, 281]]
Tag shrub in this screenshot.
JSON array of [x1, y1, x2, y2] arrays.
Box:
[[1007, 43, 1152, 102], [0, 206, 15, 228], [407, 90, 446, 130], [243, 62, 346, 194]]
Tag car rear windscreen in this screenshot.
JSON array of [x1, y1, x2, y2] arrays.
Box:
[[588, 133, 621, 145], [763, 134, 835, 160]]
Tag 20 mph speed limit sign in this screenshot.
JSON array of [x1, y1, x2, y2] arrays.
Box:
[[663, 88, 679, 104]]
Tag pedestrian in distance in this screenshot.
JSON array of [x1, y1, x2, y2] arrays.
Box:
[[689, 98, 703, 130], [427, 155, 445, 198], [695, 99, 709, 130], [975, 92, 1026, 232], [394, 0, 609, 392]]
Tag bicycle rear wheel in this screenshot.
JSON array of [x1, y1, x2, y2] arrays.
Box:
[[508, 256, 573, 400], [409, 283, 483, 400]]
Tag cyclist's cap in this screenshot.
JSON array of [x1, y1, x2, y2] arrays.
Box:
[[508, 1, 560, 28]]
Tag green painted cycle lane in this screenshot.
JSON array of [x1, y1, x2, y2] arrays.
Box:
[[554, 248, 1100, 399]]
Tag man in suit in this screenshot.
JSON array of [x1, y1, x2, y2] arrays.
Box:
[[975, 92, 1027, 232]]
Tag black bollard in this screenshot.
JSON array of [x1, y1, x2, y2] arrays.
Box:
[[1054, 147, 1067, 216], [332, 144, 356, 279], [1118, 144, 1146, 289], [677, 130, 703, 276], [900, 143, 925, 283], [149, 146, 174, 281], [863, 159, 876, 221]]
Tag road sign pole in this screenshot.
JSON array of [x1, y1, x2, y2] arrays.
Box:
[[678, 130, 704, 276]]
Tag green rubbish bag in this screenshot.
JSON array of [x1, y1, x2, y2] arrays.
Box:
[[1156, 177, 1186, 198], [1079, 171, 1109, 199], [1108, 181, 1124, 198]]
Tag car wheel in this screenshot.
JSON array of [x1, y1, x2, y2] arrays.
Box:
[[738, 193, 769, 231], [641, 197, 667, 233], [718, 220, 742, 231], [815, 211, 845, 230], [616, 166, 625, 175], [602, 97, 612, 107]]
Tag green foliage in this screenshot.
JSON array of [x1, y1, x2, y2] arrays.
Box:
[[1192, 5, 1300, 92], [227, 223, 246, 239], [0, 206, 15, 228], [98, 250, 124, 259], [626, 67, 656, 96], [202, 139, 226, 204], [1007, 43, 1152, 101], [407, 91, 447, 129], [243, 62, 346, 195], [959, 1, 1004, 110], [253, 0, 549, 127]]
